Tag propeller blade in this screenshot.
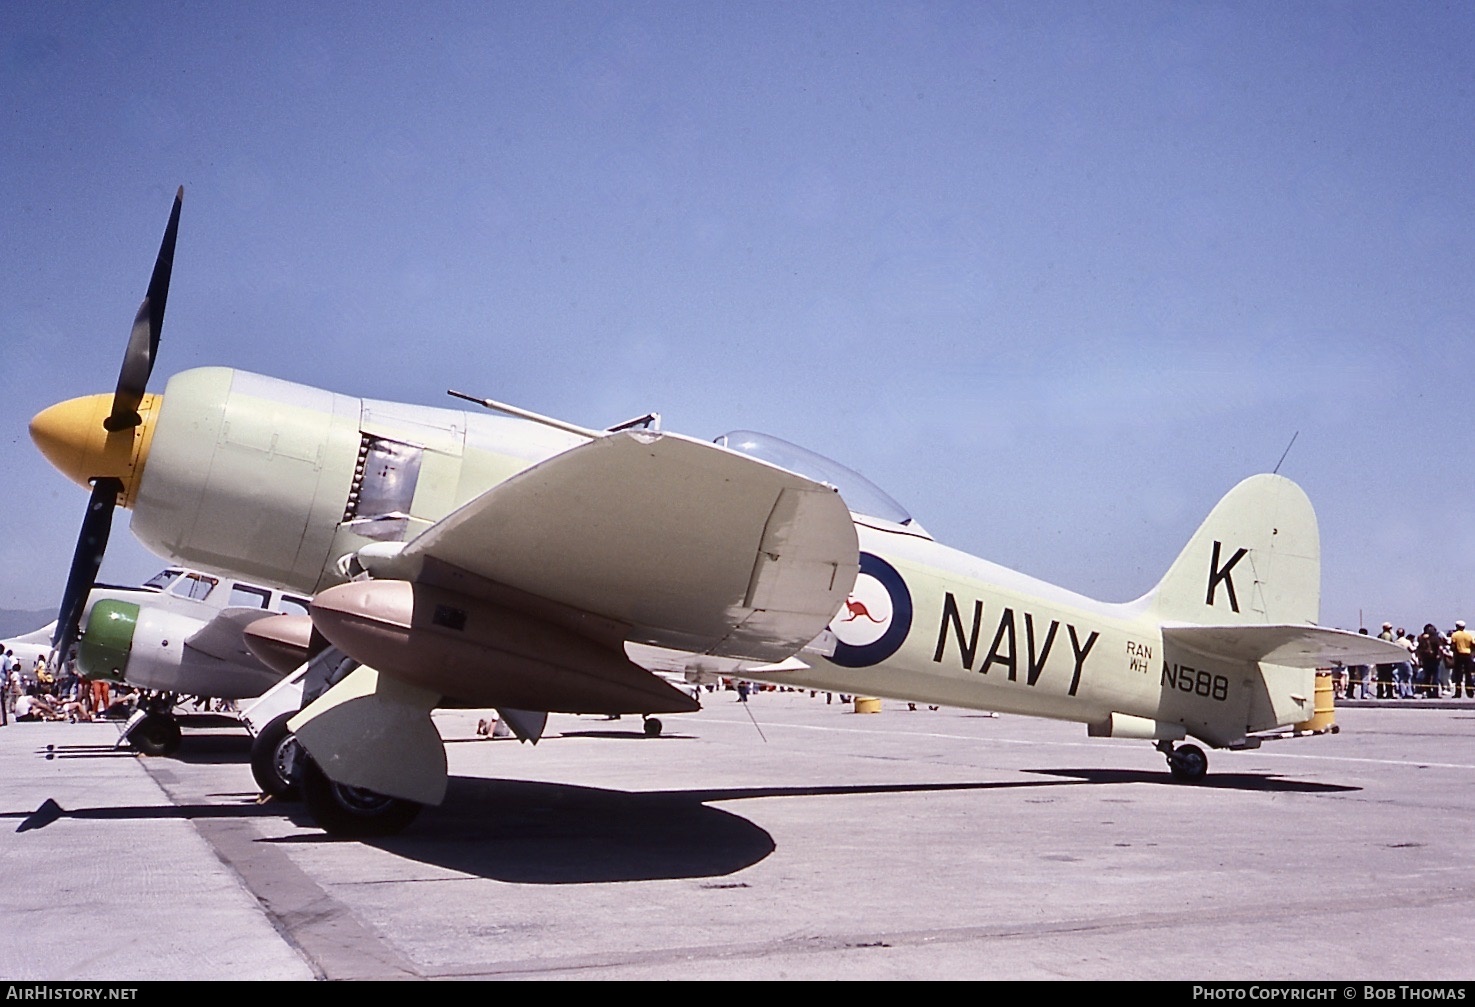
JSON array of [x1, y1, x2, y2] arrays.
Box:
[[106, 186, 182, 432], [51, 478, 123, 661]]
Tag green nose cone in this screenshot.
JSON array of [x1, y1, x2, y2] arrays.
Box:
[[77, 600, 139, 683]]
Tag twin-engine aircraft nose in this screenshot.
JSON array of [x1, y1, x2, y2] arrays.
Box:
[[29, 392, 161, 506], [76, 599, 139, 683]]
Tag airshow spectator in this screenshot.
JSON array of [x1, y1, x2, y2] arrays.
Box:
[[1376, 623, 1397, 699], [1396, 629, 1416, 698], [1452, 621, 1475, 699], [1347, 629, 1372, 699], [1442, 629, 1457, 696], [87, 676, 111, 719], [13, 687, 63, 721], [1417, 624, 1444, 698]]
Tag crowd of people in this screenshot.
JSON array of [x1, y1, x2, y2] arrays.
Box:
[[1338, 621, 1475, 700], [1, 647, 137, 723]]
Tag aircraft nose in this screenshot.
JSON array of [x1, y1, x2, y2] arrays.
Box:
[[29, 392, 161, 507], [76, 599, 138, 682]]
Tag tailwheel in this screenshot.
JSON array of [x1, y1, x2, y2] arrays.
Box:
[[249, 712, 301, 801], [129, 713, 182, 756], [643, 716, 663, 738], [1166, 742, 1209, 783], [300, 755, 421, 838]]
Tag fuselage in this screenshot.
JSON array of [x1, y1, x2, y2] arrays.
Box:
[[128, 367, 584, 595], [742, 511, 1300, 751], [36, 365, 1318, 746], [75, 568, 310, 699], [745, 520, 1160, 726]]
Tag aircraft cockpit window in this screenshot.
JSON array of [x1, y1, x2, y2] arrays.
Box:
[[142, 569, 183, 592], [277, 596, 311, 617], [170, 573, 218, 601], [714, 430, 924, 533], [229, 585, 271, 609]]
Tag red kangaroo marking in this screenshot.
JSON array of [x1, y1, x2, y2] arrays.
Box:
[[841, 598, 885, 623]]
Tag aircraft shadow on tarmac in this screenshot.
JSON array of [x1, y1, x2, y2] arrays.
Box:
[[31, 743, 136, 760], [441, 727, 695, 744], [1025, 768, 1358, 793], [277, 767, 1352, 885], [30, 733, 255, 766], [277, 775, 776, 883], [272, 776, 1099, 883], [5, 796, 278, 833], [556, 729, 695, 741], [4, 765, 1353, 883], [153, 734, 254, 765]]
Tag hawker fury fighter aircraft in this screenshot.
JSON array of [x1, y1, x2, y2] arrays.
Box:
[[30, 189, 1405, 836]]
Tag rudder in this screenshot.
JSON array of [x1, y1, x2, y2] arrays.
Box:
[[1143, 474, 1320, 626]]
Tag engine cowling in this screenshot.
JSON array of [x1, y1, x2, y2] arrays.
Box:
[[77, 599, 281, 699], [130, 368, 362, 595]]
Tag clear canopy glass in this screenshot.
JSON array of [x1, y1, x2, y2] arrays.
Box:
[[714, 430, 918, 528], [142, 569, 182, 591]]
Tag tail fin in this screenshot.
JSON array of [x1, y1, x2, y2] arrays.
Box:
[[1143, 474, 1320, 626]]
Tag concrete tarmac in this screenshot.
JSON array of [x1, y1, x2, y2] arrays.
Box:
[[2, 694, 1473, 981]]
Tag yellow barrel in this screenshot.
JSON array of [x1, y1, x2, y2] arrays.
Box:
[[854, 696, 882, 714], [1294, 670, 1337, 732]]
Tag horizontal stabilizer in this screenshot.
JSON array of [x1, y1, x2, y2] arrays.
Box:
[[1163, 624, 1409, 668]]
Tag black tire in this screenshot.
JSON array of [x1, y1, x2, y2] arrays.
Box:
[[1169, 743, 1208, 783], [300, 755, 421, 838], [129, 713, 182, 757], [250, 712, 302, 800], [643, 717, 663, 738]]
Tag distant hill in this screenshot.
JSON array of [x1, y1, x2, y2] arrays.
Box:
[[0, 609, 55, 640]]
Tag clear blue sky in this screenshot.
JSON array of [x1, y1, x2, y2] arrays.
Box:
[[3, 2, 1472, 632]]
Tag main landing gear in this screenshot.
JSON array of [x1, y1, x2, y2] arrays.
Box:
[[249, 712, 302, 800], [124, 694, 183, 756], [299, 756, 422, 838], [1156, 740, 1209, 783], [247, 716, 418, 834]]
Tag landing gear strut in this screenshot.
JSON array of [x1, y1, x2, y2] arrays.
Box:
[[1156, 740, 1209, 782]]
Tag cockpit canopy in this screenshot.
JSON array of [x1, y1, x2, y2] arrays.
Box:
[[714, 430, 930, 537], [143, 567, 215, 600], [142, 568, 311, 615]]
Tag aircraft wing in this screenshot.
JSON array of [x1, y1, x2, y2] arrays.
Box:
[[1163, 624, 1411, 668], [183, 606, 280, 665], [397, 429, 860, 662], [626, 640, 811, 679], [295, 430, 859, 804]]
